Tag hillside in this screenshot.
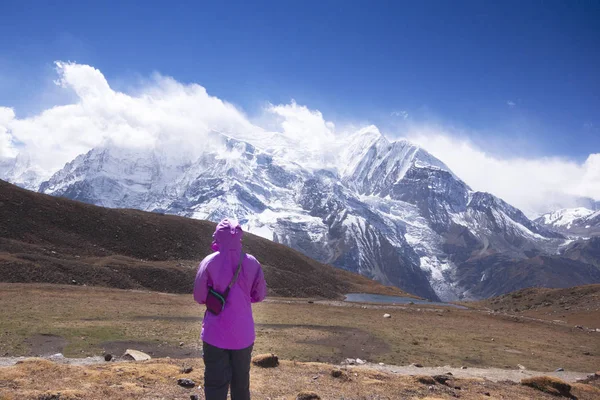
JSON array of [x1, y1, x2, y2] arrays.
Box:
[[0, 180, 408, 299], [474, 284, 600, 327], [477, 284, 600, 313]]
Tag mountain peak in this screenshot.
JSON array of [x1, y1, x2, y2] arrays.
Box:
[[341, 131, 455, 196]]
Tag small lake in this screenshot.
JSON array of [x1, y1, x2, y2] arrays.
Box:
[[344, 293, 467, 309]]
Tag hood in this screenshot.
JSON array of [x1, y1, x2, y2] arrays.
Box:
[[211, 218, 243, 252]]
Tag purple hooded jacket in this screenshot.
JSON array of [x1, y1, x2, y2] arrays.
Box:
[[193, 219, 267, 350]]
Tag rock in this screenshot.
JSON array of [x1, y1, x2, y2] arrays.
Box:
[[428, 385, 434, 391], [410, 363, 424, 368], [555, 368, 564, 372], [190, 395, 199, 400], [177, 378, 196, 388], [296, 391, 320, 400], [576, 325, 584, 330], [355, 358, 366, 365], [518, 364, 527, 370], [123, 349, 151, 361], [484, 392, 491, 396], [379, 362, 385, 366], [104, 353, 113, 362], [179, 342, 184, 347], [383, 314, 391, 318], [446, 372, 453, 376], [460, 366, 467, 370], [252, 353, 279, 368], [331, 369, 343, 378], [433, 375, 451, 385], [408, 301, 415, 305], [344, 358, 356, 365], [308, 301, 314, 304], [416, 376, 436, 385], [181, 366, 193, 374], [583, 351, 591, 356]]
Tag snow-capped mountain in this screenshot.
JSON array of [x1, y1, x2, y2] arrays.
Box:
[[0, 154, 46, 191], [536, 207, 600, 237], [14, 129, 600, 300], [538, 207, 594, 229]]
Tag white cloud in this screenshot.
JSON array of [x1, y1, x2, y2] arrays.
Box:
[[391, 110, 409, 120], [407, 126, 600, 216], [507, 100, 516, 107], [1, 62, 260, 175], [0, 107, 17, 159], [1, 61, 598, 216], [267, 100, 336, 144]]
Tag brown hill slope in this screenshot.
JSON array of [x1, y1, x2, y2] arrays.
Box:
[[476, 284, 600, 313], [0, 180, 408, 298], [473, 284, 600, 327]]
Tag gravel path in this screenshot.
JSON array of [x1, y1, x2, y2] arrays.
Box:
[[0, 355, 105, 367], [353, 362, 592, 383]]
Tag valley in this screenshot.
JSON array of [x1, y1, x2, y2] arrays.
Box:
[[0, 283, 599, 399]]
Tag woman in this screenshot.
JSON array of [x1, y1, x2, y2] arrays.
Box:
[[194, 218, 267, 400]]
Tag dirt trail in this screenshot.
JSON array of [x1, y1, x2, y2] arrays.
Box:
[[0, 356, 592, 383]]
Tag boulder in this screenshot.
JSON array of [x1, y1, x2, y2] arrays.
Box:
[[433, 375, 451, 385], [123, 349, 151, 361], [177, 378, 196, 388], [297, 391, 320, 400], [383, 314, 391, 318], [252, 353, 279, 368]]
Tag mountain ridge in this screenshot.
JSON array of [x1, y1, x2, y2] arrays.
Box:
[[4, 129, 599, 300]]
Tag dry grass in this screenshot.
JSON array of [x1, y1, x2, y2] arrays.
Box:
[[1, 283, 599, 373], [2, 358, 600, 400], [521, 376, 573, 397]]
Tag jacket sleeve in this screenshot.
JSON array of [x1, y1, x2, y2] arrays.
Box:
[[250, 258, 267, 303], [193, 258, 210, 305]]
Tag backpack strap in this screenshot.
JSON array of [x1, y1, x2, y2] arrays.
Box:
[[224, 252, 244, 298]]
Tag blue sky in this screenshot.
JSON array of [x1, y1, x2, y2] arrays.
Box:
[[1, 0, 599, 160]]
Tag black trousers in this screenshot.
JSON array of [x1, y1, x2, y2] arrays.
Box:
[[202, 342, 253, 400]]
